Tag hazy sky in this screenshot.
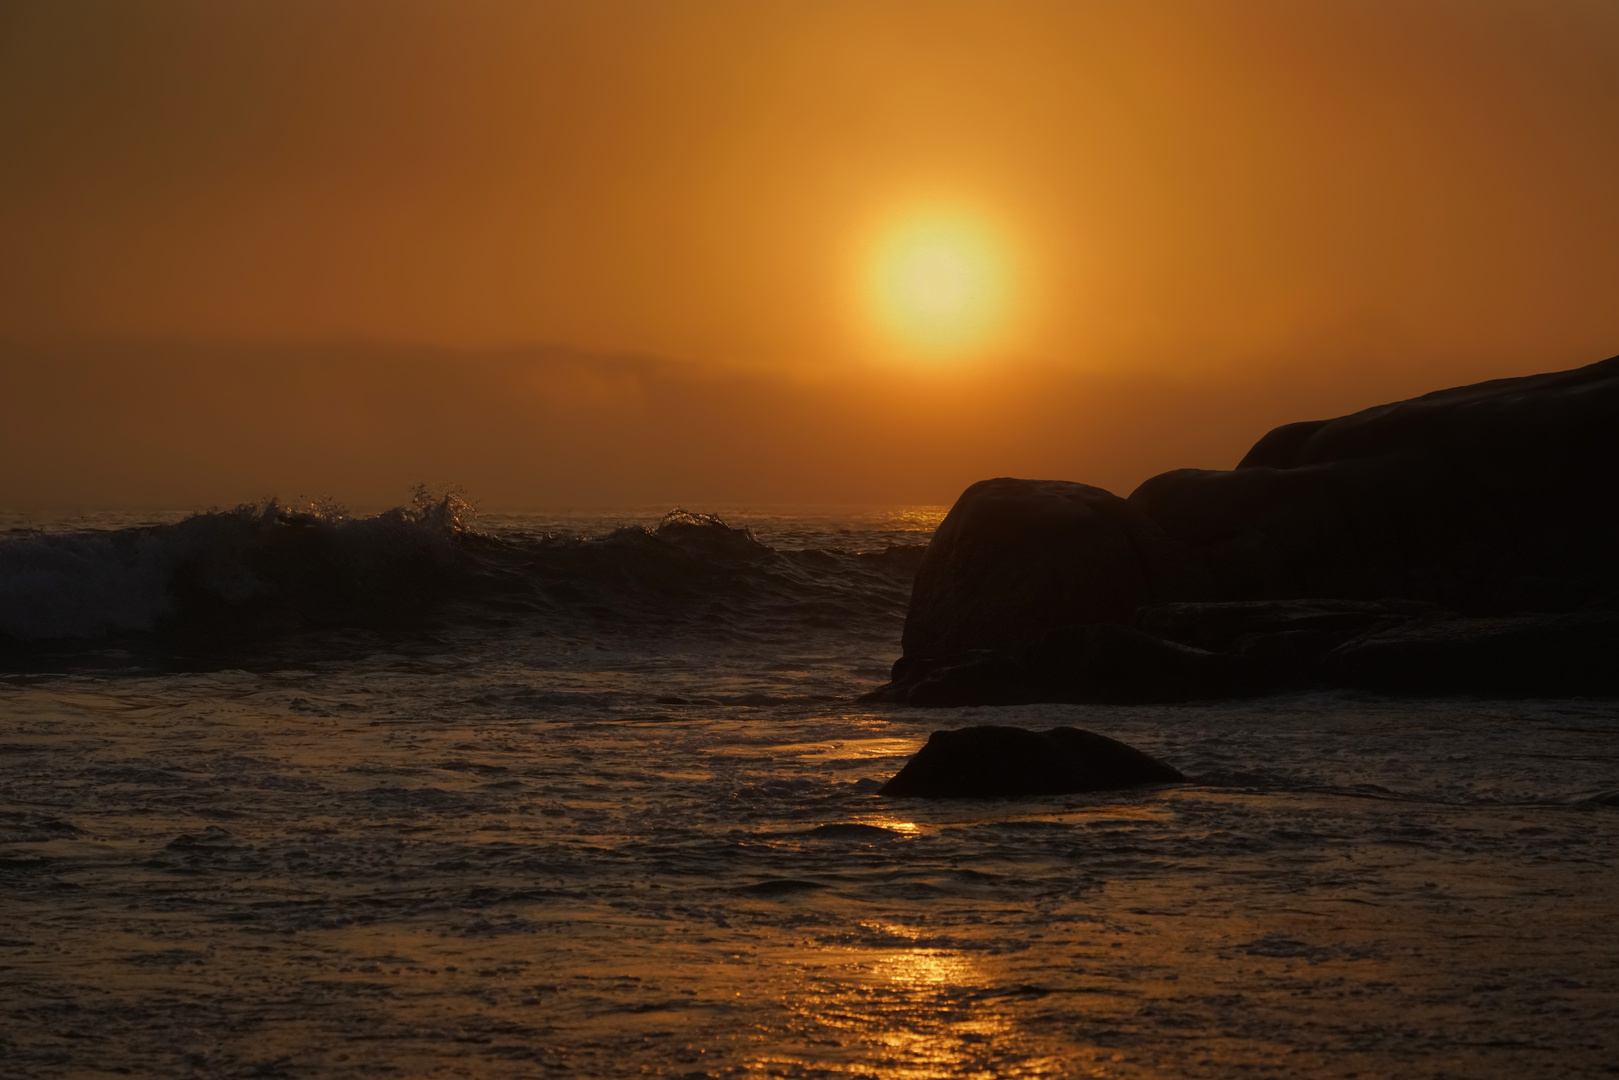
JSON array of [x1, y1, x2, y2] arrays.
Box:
[[4, 0, 1618, 508]]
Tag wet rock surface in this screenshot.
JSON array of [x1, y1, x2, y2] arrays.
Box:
[[879, 356, 1619, 704], [878, 725, 1185, 798]]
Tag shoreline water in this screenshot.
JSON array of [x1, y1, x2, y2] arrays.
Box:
[[2, 507, 1616, 1077]]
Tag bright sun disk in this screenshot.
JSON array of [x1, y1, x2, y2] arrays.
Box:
[[867, 212, 1009, 358]]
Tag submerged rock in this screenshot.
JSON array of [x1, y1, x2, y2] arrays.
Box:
[[802, 822, 901, 841], [878, 355, 1619, 704], [879, 726, 1184, 798]]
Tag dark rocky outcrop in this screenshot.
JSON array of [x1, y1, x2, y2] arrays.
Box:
[[1133, 356, 1619, 610], [899, 479, 1210, 659], [878, 726, 1184, 798], [892, 622, 1261, 707], [874, 355, 1619, 704], [1323, 611, 1619, 696]]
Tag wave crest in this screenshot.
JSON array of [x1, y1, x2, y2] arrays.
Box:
[[0, 495, 923, 654], [0, 489, 475, 641]]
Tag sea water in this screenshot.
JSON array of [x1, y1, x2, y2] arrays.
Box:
[[2, 501, 1616, 1078]]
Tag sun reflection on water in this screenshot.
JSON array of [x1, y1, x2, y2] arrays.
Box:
[[745, 920, 1076, 1080]]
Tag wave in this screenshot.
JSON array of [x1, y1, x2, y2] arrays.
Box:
[[0, 493, 924, 658]]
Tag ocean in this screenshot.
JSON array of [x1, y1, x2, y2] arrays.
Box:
[[2, 499, 1616, 1078]]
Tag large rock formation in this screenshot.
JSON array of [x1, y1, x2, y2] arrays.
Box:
[[898, 480, 1208, 660], [878, 726, 1184, 798], [874, 356, 1619, 704]]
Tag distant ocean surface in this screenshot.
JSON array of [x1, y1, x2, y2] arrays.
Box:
[[2, 501, 1616, 1078]]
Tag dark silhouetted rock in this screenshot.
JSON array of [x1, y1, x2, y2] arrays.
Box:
[[899, 478, 1208, 660], [1323, 611, 1619, 696], [1130, 598, 1455, 687], [1131, 356, 1619, 610], [879, 726, 1184, 798], [884, 623, 1260, 706], [877, 355, 1619, 704], [1131, 598, 1450, 653]]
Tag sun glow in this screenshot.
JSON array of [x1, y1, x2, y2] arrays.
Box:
[[866, 210, 1012, 359]]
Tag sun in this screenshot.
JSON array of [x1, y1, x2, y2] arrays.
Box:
[[866, 210, 1010, 358]]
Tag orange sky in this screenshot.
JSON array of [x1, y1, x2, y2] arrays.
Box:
[[4, 1, 1619, 509]]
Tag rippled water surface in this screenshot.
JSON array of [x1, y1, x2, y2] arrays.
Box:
[[2, 507, 1617, 1078]]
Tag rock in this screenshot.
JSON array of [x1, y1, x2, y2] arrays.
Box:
[[881, 622, 1259, 706], [888, 649, 1032, 707], [878, 726, 1184, 798], [1132, 598, 1454, 687], [1323, 611, 1619, 695], [1131, 598, 1449, 653], [802, 823, 901, 841], [1131, 356, 1619, 610], [879, 355, 1619, 704], [899, 478, 1208, 660]]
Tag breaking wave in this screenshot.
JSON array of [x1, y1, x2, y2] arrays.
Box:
[[0, 492, 924, 660]]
